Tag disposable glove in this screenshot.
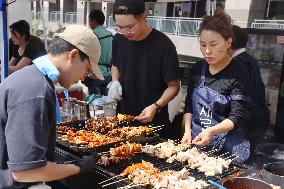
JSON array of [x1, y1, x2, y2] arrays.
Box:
[[93, 96, 116, 106], [107, 81, 122, 101], [74, 152, 97, 174]]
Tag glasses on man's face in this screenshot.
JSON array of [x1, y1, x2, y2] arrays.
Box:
[[115, 22, 139, 35]]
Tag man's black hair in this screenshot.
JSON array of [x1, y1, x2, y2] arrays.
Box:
[[89, 9, 105, 25], [10, 20, 31, 41], [48, 37, 89, 61], [232, 25, 248, 50]]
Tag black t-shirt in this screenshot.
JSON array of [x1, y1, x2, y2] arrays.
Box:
[[112, 29, 179, 123], [12, 35, 46, 65], [184, 59, 252, 127], [0, 65, 56, 188]]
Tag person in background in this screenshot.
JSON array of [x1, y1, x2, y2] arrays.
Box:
[[107, 0, 180, 138], [83, 9, 113, 96], [0, 25, 103, 189], [8, 20, 46, 74], [9, 20, 46, 73], [231, 25, 269, 154], [181, 9, 252, 162]]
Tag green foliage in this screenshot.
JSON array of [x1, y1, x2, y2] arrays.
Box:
[[48, 31, 54, 38], [32, 28, 44, 37]]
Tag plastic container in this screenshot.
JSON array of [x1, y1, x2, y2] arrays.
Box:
[[95, 110, 105, 117], [103, 106, 116, 116]]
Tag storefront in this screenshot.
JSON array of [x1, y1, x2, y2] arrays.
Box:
[[245, 28, 284, 142]]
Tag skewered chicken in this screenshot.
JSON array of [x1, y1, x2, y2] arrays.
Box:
[[142, 139, 190, 159], [166, 147, 232, 176], [117, 162, 208, 189]]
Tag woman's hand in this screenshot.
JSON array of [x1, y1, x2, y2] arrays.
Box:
[[181, 131, 192, 145], [192, 128, 213, 147]]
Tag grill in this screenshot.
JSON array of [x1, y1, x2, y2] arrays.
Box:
[[95, 150, 247, 189], [55, 142, 247, 189], [54, 147, 79, 163], [56, 120, 161, 156], [102, 152, 241, 175], [55, 120, 248, 188]]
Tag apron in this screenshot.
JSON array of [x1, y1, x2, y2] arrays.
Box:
[[191, 62, 250, 162]]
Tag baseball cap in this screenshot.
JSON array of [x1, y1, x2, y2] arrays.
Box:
[[56, 25, 104, 80], [113, 0, 145, 15]]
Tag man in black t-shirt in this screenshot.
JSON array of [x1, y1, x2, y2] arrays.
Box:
[[108, 0, 180, 136]]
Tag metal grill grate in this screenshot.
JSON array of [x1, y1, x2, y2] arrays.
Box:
[[98, 152, 243, 183]]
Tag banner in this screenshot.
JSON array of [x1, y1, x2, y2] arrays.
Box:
[[0, 0, 3, 11]]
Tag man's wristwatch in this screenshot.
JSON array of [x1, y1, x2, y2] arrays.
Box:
[[153, 102, 161, 113]]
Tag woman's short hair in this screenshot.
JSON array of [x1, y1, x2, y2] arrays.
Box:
[[10, 20, 31, 41], [199, 8, 233, 40]]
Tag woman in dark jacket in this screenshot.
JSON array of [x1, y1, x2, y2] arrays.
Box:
[[181, 9, 252, 162]]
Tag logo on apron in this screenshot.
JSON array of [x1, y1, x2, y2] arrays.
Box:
[[200, 105, 212, 127]]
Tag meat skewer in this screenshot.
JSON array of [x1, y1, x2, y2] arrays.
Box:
[[205, 149, 218, 155], [98, 142, 142, 166]]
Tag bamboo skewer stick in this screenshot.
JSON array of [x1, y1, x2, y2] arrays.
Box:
[[225, 155, 236, 160], [150, 125, 164, 129], [153, 127, 163, 133], [206, 149, 218, 155], [229, 156, 239, 162], [98, 175, 121, 185], [218, 152, 229, 157], [101, 178, 129, 187], [118, 183, 149, 189]]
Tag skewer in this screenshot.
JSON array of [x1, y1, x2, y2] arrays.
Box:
[[198, 146, 207, 151], [117, 184, 134, 189], [97, 151, 110, 156], [150, 125, 164, 129], [218, 152, 229, 157], [101, 178, 129, 187], [229, 156, 239, 162], [224, 155, 236, 160], [118, 183, 149, 189], [174, 139, 181, 143], [206, 149, 218, 155], [153, 127, 163, 133], [98, 175, 121, 185]]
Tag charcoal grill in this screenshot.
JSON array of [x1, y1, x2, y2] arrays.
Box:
[[95, 149, 247, 189], [55, 121, 248, 188], [55, 142, 247, 189], [56, 120, 162, 156]]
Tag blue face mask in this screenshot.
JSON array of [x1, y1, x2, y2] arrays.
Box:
[[33, 55, 62, 123]]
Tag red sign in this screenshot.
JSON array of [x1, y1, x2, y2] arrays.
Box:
[[277, 36, 284, 44]]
